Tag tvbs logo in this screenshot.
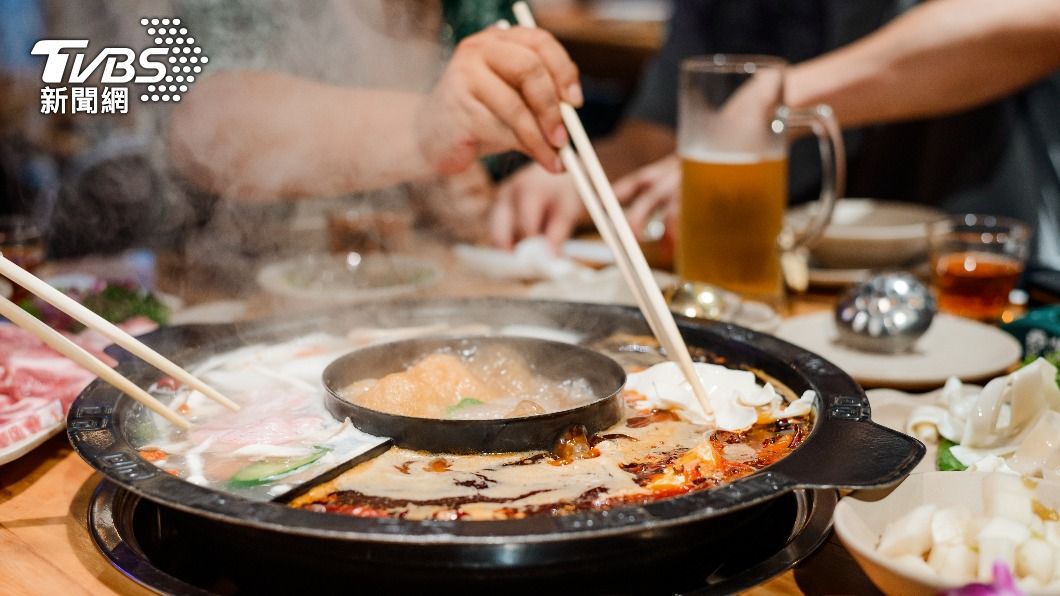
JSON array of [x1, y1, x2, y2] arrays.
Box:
[[32, 40, 168, 85], [32, 17, 207, 114]]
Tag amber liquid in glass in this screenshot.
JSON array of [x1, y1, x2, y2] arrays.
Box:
[[677, 154, 788, 301], [1, 238, 45, 302], [935, 251, 1022, 320]]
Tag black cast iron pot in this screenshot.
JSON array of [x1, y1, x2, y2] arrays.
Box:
[[68, 299, 923, 587]]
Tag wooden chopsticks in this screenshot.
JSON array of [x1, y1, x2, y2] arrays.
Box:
[[0, 254, 239, 429], [510, 2, 715, 418]]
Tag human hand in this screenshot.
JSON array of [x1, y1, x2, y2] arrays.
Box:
[[412, 161, 493, 244], [490, 162, 587, 250], [613, 154, 680, 239], [417, 26, 582, 177]]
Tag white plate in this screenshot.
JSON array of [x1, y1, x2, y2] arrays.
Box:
[[0, 277, 11, 299], [789, 199, 944, 270], [561, 239, 614, 268], [257, 253, 439, 303], [775, 312, 1021, 389], [807, 266, 873, 289], [0, 423, 64, 466]]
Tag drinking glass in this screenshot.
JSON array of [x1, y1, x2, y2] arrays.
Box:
[[677, 55, 845, 304], [928, 214, 1031, 322], [0, 215, 46, 302]]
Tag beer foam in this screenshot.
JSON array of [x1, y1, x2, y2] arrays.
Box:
[[679, 148, 785, 164]]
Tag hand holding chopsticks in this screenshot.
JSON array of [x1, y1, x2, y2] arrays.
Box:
[[509, 3, 715, 419], [0, 254, 239, 429]]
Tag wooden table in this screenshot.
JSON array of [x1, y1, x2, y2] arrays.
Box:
[[1, 249, 832, 594]]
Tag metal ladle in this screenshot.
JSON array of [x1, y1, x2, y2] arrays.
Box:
[[834, 273, 937, 353]]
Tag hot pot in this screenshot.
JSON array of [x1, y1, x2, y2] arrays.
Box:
[[68, 299, 922, 588]]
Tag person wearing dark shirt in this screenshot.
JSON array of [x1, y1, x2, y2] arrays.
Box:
[[492, 0, 1060, 272]]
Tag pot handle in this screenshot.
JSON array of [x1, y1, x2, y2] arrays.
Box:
[[774, 419, 925, 491]]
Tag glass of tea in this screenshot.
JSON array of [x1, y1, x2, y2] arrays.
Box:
[[326, 204, 413, 255], [677, 55, 845, 305], [929, 214, 1031, 322]]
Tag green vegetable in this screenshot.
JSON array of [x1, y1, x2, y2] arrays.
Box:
[[81, 284, 169, 327], [228, 448, 328, 488], [937, 438, 968, 472], [16, 297, 43, 321], [447, 397, 484, 416]]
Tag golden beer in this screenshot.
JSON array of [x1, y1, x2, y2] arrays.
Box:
[[677, 153, 788, 301]]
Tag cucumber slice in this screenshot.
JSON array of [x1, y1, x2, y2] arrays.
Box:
[[936, 438, 967, 472], [228, 448, 328, 488], [447, 397, 484, 417]]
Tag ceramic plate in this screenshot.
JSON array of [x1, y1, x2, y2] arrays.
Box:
[[561, 239, 615, 268], [0, 423, 64, 466], [807, 266, 874, 289], [257, 253, 439, 303], [775, 312, 1021, 389]]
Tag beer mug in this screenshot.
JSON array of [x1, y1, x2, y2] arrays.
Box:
[[677, 55, 844, 303]]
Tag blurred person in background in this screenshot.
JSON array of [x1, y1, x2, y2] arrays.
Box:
[[0, 1, 574, 267], [494, 0, 1060, 273]]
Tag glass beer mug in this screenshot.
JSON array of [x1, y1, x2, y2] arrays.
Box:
[[677, 55, 844, 304]]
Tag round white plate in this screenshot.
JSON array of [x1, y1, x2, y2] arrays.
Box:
[[775, 312, 1021, 389], [807, 266, 873, 289], [257, 253, 439, 303], [561, 239, 615, 268]]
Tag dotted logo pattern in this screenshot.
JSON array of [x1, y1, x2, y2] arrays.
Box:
[[138, 17, 208, 103]]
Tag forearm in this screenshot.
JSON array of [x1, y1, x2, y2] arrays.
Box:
[[597, 119, 675, 179], [169, 71, 431, 200], [787, 0, 1060, 127]]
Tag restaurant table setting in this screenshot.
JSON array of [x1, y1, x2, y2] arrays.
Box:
[[0, 217, 1052, 595]]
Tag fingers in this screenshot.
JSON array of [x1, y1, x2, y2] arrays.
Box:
[[625, 184, 674, 240], [617, 157, 681, 239], [490, 184, 517, 249], [490, 163, 587, 250], [498, 27, 582, 107], [612, 170, 650, 205], [516, 178, 548, 239], [441, 27, 579, 172], [469, 68, 562, 172], [484, 44, 567, 149], [544, 199, 580, 251]]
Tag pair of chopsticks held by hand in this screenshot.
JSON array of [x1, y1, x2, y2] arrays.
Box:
[[504, 3, 714, 419], [0, 255, 237, 430]]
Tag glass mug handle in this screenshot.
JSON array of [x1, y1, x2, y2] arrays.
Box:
[[775, 104, 846, 251]]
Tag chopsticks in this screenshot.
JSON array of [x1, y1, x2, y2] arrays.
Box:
[[509, 3, 714, 418], [0, 294, 191, 429], [0, 254, 240, 429]]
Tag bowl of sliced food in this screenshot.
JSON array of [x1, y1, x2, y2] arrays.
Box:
[[835, 471, 1060, 595]]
